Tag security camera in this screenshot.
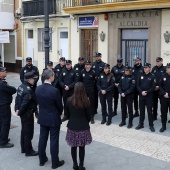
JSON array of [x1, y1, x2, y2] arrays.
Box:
[[70, 14, 75, 20]]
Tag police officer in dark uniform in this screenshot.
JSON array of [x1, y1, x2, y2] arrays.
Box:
[[97, 64, 115, 126], [136, 63, 156, 132], [74, 57, 85, 80], [111, 58, 126, 116], [132, 57, 144, 117], [0, 67, 16, 148], [54, 57, 66, 96], [20, 57, 39, 90], [118, 66, 135, 128], [92, 52, 105, 114], [159, 63, 170, 132], [151, 57, 166, 120], [41, 61, 59, 88], [81, 61, 96, 124], [15, 72, 38, 156], [59, 60, 78, 122]]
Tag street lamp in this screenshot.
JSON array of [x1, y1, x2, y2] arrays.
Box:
[[44, 0, 50, 67]]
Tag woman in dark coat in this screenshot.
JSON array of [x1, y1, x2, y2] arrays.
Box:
[[66, 82, 92, 170]]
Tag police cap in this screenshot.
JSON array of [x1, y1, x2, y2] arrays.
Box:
[[125, 66, 132, 70], [47, 61, 53, 66], [0, 67, 6, 72], [144, 62, 151, 68], [78, 57, 84, 61], [166, 63, 170, 68], [133, 57, 141, 61], [24, 71, 38, 80], [26, 57, 32, 62], [103, 63, 110, 69], [156, 57, 163, 62], [59, 57, 66, 61], [117, 58, 123, 64], [96, 52, 102, 57], [85, 61, 92, 65], [66, 60, 72, 65]]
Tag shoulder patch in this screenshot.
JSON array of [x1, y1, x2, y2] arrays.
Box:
[[27, 86, 31, 90], [132, 80, 135, 84]]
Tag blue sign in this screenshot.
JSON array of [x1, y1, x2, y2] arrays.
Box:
[[79, 16, 99, 27]]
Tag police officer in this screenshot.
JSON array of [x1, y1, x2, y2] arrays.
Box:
[[132, 57, 144, 117], [81, 61, 96, 124], [159, 63, 170, 132], [118, 66, 135, 128], [59, 60, 78, 122], [41, 61, 59, 88], [20, 57, 39, 90], [151, 57, 166, 120], [0, 67, 16, 148], [97, 64, 115, 126], [111, 58, 126, 116], [74, 57, 85, 80], [92, 52, 105, 114], [15, 72, 38, 156], [136, 63, 156, 132]]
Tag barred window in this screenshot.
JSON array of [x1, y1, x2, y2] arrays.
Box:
[[38, 28, 52, 52]]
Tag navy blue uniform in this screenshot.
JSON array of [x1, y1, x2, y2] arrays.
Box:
[[15, 82, 37, 154], [159, 73, 170, 127], [0, 79, 16, 146], [137, 73, 156, 127], [74, 63, 85, 81], [97, 72, 114, 122], [118, 75, 135, 125], [111, 64, 126, 113], [151, 64, 166, 118]]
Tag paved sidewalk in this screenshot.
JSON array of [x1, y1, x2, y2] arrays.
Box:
[[0, 72, 169, 170]]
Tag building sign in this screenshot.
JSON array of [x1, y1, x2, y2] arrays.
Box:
[[79, 16, 99, 27], [119, 21, 148, 27], [0, 31, 10, 43]]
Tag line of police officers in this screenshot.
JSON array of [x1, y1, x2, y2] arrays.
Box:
[[0, 54, 170, 151]]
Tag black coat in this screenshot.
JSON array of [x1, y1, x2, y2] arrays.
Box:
[[66, 101, 91, 131]]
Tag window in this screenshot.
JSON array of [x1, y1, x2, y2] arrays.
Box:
[[28, 30, 33, 38], [38, 28, 52, 52]]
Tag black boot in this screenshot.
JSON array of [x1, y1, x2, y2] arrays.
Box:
[[79, 164, 85, 170], [106, 118, 112, 126], [101, 117, 106, 124], [119, 122, 126, 127], [127, 124, 133, 129], [73, 163, 79, 170], [159, 125, 166, 133], [90, 116, 95, 124]]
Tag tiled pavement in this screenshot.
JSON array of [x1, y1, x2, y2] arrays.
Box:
[[0, 72, 169, 170]]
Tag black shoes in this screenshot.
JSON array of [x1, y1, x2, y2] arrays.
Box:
[[150, 126, 155, 132], [127, 124, 133, 129], [25, 150, 38, 157], [0, 143, 14, 148], [101, 119, 106, 124], [79, 166, 86, 170], [133, 111, 139, 118], [52, 160, 65, 169], [73, 164, 79, 170], [159, 127, 166, 133], [119, 122, 126, 127], [90, 117, 95, 124], [106, 120, 111, 126], [61, 116, 68, 122], [39, 157, 48, 166], [135, 124, 144, 130]]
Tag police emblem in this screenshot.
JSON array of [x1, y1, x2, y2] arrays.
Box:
[[63, 73, 65, 76], [83, 74, 85, 77], [121, 77, 124, 79], [24, 70, 26, 73], [93, 66, 95, 68], [57, 69, 59, 71], [101, 76, 103, 78], [76, 68, 78, 70], [27, 86, 31, 90], [132, 80, 135, 84], [116, 70, 118, 72], [163, 78, 166, 81], [141, 76, 144, 79], [154, 70, 156, 73]]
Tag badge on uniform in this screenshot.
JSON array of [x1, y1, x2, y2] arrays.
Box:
[[93, 66, 95, 68], [57, 69, 59, 71], [27, 86, 31, 90], [24, 70, 26, 73], [83, 74, 85, 77], [76, 68, 78, 70], [63, 73, 66, 76], [141, 76, 144, 79], [163, 78, 166, 81], [132, 80, 135, 84], [101, 76, 103, 78], [116, 70, 118, 72], [121, 77, 124, 79], [154, 70, 156, 73]]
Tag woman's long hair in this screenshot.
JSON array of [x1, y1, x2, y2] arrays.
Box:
[[68, 82, 90, 108]]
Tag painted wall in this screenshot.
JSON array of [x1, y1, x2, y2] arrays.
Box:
[[161, 10, 170, 66]]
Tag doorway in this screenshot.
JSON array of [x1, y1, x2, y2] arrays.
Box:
[[59, 30, 68, 59]]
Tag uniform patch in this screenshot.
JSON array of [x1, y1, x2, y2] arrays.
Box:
[[132, 80, 135, 84], [27, 86, 31, 90], [76, 68, 78, 70], [154, 79, 156, 83], [154, 70, 156, 73], [121, 77, 124, 79], [116, 70, 118, 72], [163, 78, 166, 81], [141, 76, 144, 79], [93, 66, 95, 68], [57, 69, 59, 71], [101, 76, 103, 78], [63, 73, 66, 76], [24, 70, 26, 73], [83, 74, 85, 77]]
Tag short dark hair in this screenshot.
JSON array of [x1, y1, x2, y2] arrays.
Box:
[[42, 69, 54, 80]]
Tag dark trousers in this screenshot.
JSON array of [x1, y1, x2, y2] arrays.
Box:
[[0, 105, 11, 145], [20, 114, 34, 153], [139, 94, 154, 126], [63, 90, 73, 117], [121, 94, 133, 124], [133, 88, 139, 111], [152, 90, 159, 118], [38, 125, 60, 165], [99, 92, 113, 119], [94, 88, 98, 114], [86, 87, 96, 117], [160, 97, 170, 125], [113, 86, 119, 112]]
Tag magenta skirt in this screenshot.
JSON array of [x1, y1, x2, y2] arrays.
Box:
[[66, 128, 92, 147]]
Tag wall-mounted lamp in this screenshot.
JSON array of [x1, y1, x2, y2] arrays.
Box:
[[164, 31, 170, 43], [99, 31, 105, 42]]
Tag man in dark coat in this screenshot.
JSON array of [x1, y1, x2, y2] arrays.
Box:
[[36, 69, 64, 169], [74, 57, 85, 80], [0, 67, 16, 148], [15, 71, 38, 156]]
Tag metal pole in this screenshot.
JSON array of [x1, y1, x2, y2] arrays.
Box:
[[44, 0, 50, 67]]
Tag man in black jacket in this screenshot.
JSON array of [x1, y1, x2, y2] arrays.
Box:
[[0, 67, 16, 148], [132, 57, 144, 117], [136, 63, 156, 132], [74, 57, 85, 80], [15, 72, 38, 156], [59, 60, 78, 122], [151, 57, 166, 120]]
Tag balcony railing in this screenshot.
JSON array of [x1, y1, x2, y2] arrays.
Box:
[[22, 0, 57, 17], [63, 0, 137, 7]]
